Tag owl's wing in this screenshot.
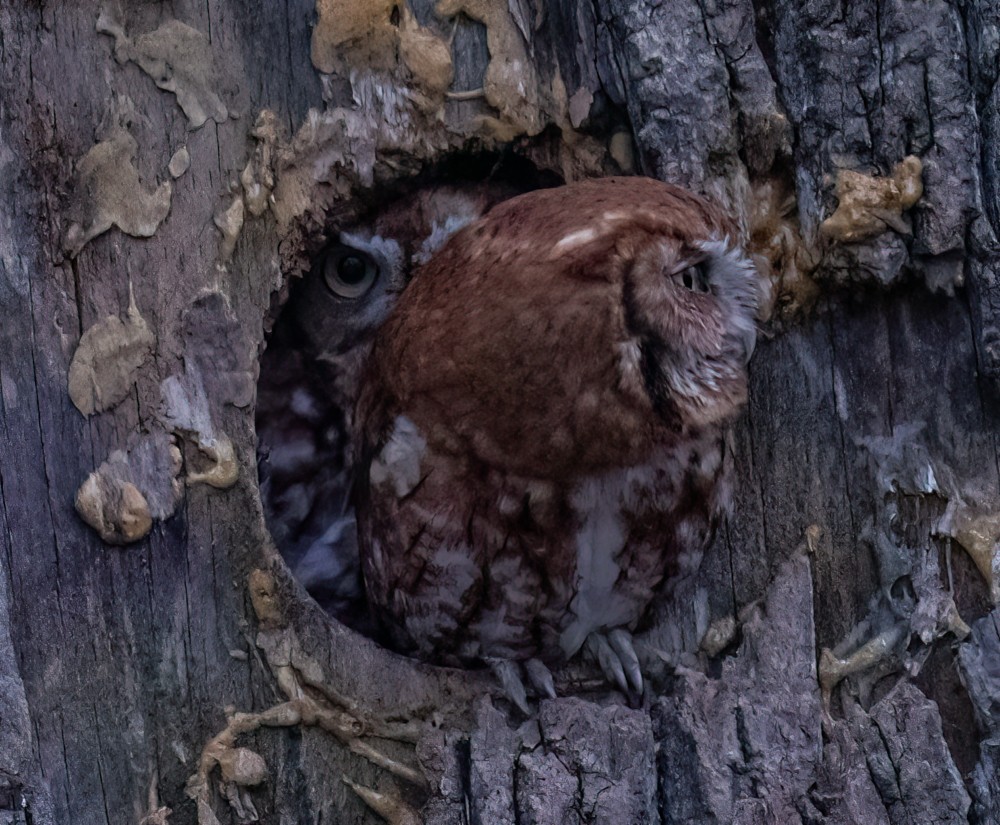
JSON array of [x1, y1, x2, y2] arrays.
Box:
[[355, 397, 733, 666], [355, 407, 555, 663]]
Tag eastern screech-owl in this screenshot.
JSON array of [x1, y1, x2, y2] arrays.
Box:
[[257, 180, 521, 625], [355, 176, 761, 697]]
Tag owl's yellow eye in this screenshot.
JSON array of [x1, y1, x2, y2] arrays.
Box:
[[323, 248, 379, 298]]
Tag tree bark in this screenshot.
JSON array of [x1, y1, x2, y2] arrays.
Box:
[[2, 1, 999, 823]]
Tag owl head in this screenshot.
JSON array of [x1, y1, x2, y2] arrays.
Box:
[[287, 163, 546, 362], [357, 177, 764, 480], [288, 184, 494, 362], [288, 230, 405, 360], [501, 179, 762, 436], [622, 230, 761, 430]]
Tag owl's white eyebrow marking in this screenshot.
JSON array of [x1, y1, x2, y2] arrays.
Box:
[[600, 210, 631, 223], [553, 227, 599, 251], [340, 230, 404, 284], [602, 209, 661, 226]]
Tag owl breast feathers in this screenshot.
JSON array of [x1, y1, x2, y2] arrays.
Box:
[[355, 176, 761, 668]]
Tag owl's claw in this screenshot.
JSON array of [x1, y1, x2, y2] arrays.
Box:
[[489, 658, 531, 715], [489, 657, 559, 714], [608, 629, 644, 693], [586, 633, 629, 694], [586, 631, 644, 695], [525, 658, 557, 700]]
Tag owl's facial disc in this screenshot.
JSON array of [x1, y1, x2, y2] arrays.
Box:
[[694, 239, 761, 365], [626, 236, 761, 427], [285, 231, 406, 360]]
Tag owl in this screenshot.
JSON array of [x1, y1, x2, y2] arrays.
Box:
[[257, 175, 527, 627], [354, 176, 761, 707]]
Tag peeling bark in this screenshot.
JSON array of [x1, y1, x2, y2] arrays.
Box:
[[2, 1, 1000, 824]]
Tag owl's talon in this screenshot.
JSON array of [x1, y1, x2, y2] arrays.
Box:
[[608, 629, 644, 694], [488, 658, 531, 715], [525, 658, 557, 700], [586, 633, 630, 695]]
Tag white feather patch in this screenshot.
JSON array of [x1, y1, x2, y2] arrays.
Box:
[[553, 227, 598, 252], [558, 463, 661, 657], [414, 213, 479, 266], [369, 416, 427, 498], [696, 237, 760, 356]]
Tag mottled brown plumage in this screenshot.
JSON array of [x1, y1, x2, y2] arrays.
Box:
[[355, 177, 760, 685]]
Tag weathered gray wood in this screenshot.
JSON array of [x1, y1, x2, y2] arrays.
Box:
[[3, 0, 1000, 823]]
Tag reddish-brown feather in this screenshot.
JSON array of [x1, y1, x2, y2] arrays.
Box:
[[354, 177, 744, 666], [360, 177, 733, 478]]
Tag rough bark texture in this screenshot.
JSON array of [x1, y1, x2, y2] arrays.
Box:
[[2, 1, 1000, 824]]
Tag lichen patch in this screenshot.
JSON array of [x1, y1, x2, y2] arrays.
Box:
[[398, 6, 454, 101], [159, 374, 240, 490], [268, 100, 416, 235], [609, 132, 635, 174], [74, 430, 184, 544], [159, 290, 250, 491], [67, 286, 155, 416], [309, 0, 565, 144], [74, 429, 185, 545], [749, 177, 819, 321], [939, 501, 1000, 604], [75, 474, 153, 545], [186, 435, 239, 489], [168, 147, 191, 178], [241, 112, 281, 217], [436, 0, 543, 136], [820, 155, 924, 243], [311, 0, 401, 75], [97, 13, 231, 130], [64, 128, 172, 257], [311, 0, 454, 111], [214, 195, 245, 265]]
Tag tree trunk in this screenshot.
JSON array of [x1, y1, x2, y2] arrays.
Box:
[[2, 1, 999, 823]]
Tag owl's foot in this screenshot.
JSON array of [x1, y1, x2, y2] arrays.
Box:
[[586, 630, 644, 695], [488, 657, 557, 715], [491, 632, 645, 712]]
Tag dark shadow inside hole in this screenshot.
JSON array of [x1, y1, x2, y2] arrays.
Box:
[[256, 150, 562, 638]]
